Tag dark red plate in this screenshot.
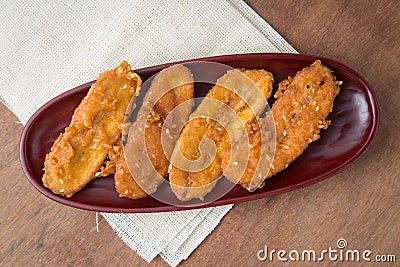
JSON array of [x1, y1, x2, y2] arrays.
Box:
[[19, 53, 379, 213]]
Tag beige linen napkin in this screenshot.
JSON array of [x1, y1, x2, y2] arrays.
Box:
[[0, 0, 296, 265]]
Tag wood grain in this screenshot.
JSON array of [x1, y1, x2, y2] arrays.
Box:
[[1, 1, 399, 266]]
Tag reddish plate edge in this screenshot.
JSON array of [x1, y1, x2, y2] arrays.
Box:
[[19, 53, 379, 213]]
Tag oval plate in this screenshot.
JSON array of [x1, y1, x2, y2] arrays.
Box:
[[19, 53, 379, 213]]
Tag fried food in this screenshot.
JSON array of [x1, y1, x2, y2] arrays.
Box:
[[42, 61, 141, 197], [267, 60, 341, 177], [267, 60, 340, 178], [43, 59, 340, 200], [169, 69, 274, 201], [119, 64, 194, 199], [223, 60, 341, 190], [114, 151, 147, 199], [221, 113, 275, 191], [96, 141, 122, 177]]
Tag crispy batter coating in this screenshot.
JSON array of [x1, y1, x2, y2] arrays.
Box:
[[266, 60, 340, 178], [224, 60, 341, 191], [222, 60, 341, 191], [169, 69, 274, 201], [96, 141, 122, 177], [114, 151, 147, 199], [42, 61, 141, 197], [118, 64, 194, 199], [43, 59, 340, 200], [221, 114, 275, 191]]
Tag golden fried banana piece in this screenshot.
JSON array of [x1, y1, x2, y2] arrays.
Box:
[[96, 141, 122, 177], [169, 69, 274, 201], [221, 113, 275, 191], [119, 64, 194, 199], [267, 60, 340, 178], [224, 60, 341, 191], [42, 61, 141, 197], [114, 151, 147, 199]]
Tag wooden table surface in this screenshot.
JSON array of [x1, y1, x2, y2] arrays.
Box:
[[1, 0, 399, 266]]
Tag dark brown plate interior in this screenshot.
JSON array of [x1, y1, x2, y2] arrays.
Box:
[[19, 53, 379, 212]]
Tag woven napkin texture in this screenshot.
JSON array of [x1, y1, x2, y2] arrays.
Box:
[[0, 0, 296, 266]]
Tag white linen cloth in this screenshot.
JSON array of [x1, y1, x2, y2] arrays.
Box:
[[0, 0, 296, 266]]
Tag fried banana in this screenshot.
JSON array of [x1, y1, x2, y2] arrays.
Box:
[[221, 113, 275, 191], [96, 141, 122, 177], [119, 64, 194, 199], [42, 61, 141, 197], [267, 60, 340, 177], [169, 69, 274, 201], [223, 60, 341, 190], [114, 151, 147, 199]]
